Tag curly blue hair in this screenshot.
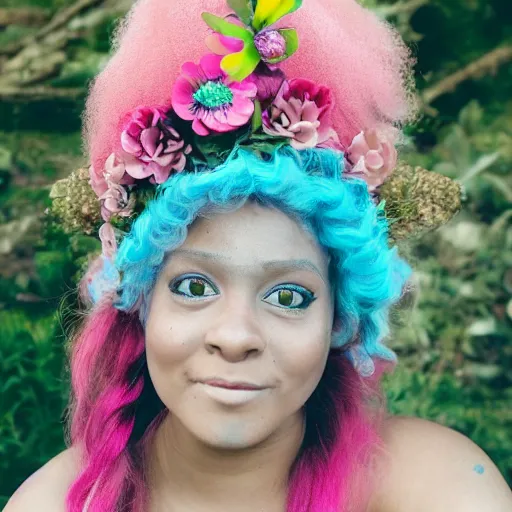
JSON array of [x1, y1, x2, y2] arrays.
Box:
[[112, 146, 410, 370]]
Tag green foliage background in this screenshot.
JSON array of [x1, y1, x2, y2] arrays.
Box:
[[1, 0, 511, 506]]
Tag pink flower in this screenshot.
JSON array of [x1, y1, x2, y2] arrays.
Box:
[[121, 107, 191, 183], [262, 79, 338, 150], [97, 155, 136, 221], [99, 222, 117, 259], [99, 179, 135, 222], [89, 164, 108, 197], [345, 129, 398, 192], [172, 54, 257, 136], [254, 30, 287, 63], [89, 152, 134, 197], [206, 32, 244, 55]]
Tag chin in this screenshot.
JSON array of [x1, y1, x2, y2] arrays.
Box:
[[162, 386, 306, 450], [186, 414, 278, 450]]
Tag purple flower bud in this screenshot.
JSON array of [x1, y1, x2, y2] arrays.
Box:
[[254, 30, 287, 62]]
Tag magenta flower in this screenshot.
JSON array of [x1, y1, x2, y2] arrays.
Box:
[[262, 79, 338, 149], [345, 129, 398, 192], [172, 54, 257, 136], [120, 107, 191, 183], [206, 32, 245, 56]]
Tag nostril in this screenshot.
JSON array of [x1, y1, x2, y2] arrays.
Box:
[[205, 343, 220, 354]]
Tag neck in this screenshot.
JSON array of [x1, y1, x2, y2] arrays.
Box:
[[147, 412, 305, 512]]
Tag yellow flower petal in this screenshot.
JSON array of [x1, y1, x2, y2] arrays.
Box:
[[221, 43, 261, 82], [253, 0, 302, 30]]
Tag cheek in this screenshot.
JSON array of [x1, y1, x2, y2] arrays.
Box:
[[144, 302, 202, 389], [145, 311, 205, 410], [269, 312, 331, 393]]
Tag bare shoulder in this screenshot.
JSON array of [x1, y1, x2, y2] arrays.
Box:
[[368, 415, 512, 512], [4, 447, 80, 512]]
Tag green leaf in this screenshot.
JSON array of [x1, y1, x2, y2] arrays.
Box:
[[239, 133, 290, 155], [221, 42, 261, 81], [201, 12, 254, 42], [252, 0, 302, 31], [227, 0, 254, 25], [265, 28, 299, 64], [244, 139, 289, 156], [194, 127, 250, 168], [252, 100, 262, 132]]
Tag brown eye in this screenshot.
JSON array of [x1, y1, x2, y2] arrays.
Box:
[[171, 276, 217, 298]]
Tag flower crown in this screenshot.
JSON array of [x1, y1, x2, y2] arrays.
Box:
[[50, 0, 462, 244]]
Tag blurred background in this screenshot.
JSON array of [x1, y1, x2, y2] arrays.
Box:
[[0, 0, 511, 506]]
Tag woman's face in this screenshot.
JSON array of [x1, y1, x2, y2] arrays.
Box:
[[145, 202, 334, 449]]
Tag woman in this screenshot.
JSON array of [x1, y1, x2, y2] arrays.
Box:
[[6, 0, 512, 511]]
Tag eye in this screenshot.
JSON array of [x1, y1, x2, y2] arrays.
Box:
[[170, 275, 218, 299], [263, 284, 316, 310]]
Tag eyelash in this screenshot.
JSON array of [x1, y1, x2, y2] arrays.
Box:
[[169, 274, 316, 310]]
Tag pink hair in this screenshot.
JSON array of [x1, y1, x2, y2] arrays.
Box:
[[288, 354, 391, 512], [84, 0, 417, 172], [66, 305, 148, 511], [66, 303, 393, 511]]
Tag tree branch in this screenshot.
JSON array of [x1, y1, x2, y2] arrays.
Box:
[[0, 0, 106, 57], [375, 0, 429, 18], [422, 46, 512, 106], [0, 86, 85, 102], [0, 7, 50, 27]]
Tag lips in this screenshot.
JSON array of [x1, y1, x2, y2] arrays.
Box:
[[198, 378, 267, 391]]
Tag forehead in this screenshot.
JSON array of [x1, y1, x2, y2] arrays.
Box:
[[174, 202, 328, 272]]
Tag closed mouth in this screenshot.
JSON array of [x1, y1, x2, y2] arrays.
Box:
[[197, 378, 267, 391]]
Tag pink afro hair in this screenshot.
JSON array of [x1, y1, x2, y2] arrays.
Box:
[[84, 0, 417, 172]]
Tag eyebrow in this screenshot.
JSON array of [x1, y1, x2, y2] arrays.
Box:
[[169, 248, 326, 282]]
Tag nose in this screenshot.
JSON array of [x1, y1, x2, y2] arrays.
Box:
[[203, 295, 266, 363]]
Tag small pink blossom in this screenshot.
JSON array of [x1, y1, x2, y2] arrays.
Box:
[[99, 179, 135, 222], [345, 129, 398, 191], [120, 107, 191, 183], [206, 32, 244, 55], [99, 222, 117, 259], [89, 163, 107, 197], [89, 152, 134, 198], [262, 79, 338, 149], [172, 54, 257, 136], [97, 158, 136, 222], [103, 151, 128, 182], [254, 30, 287, 62]]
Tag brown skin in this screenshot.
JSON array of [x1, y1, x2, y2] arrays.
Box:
[[370, 416, 512, 512], [6, 416, 512, 511], [5, 204, 512, 511], [145, 203, 333, 511]]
